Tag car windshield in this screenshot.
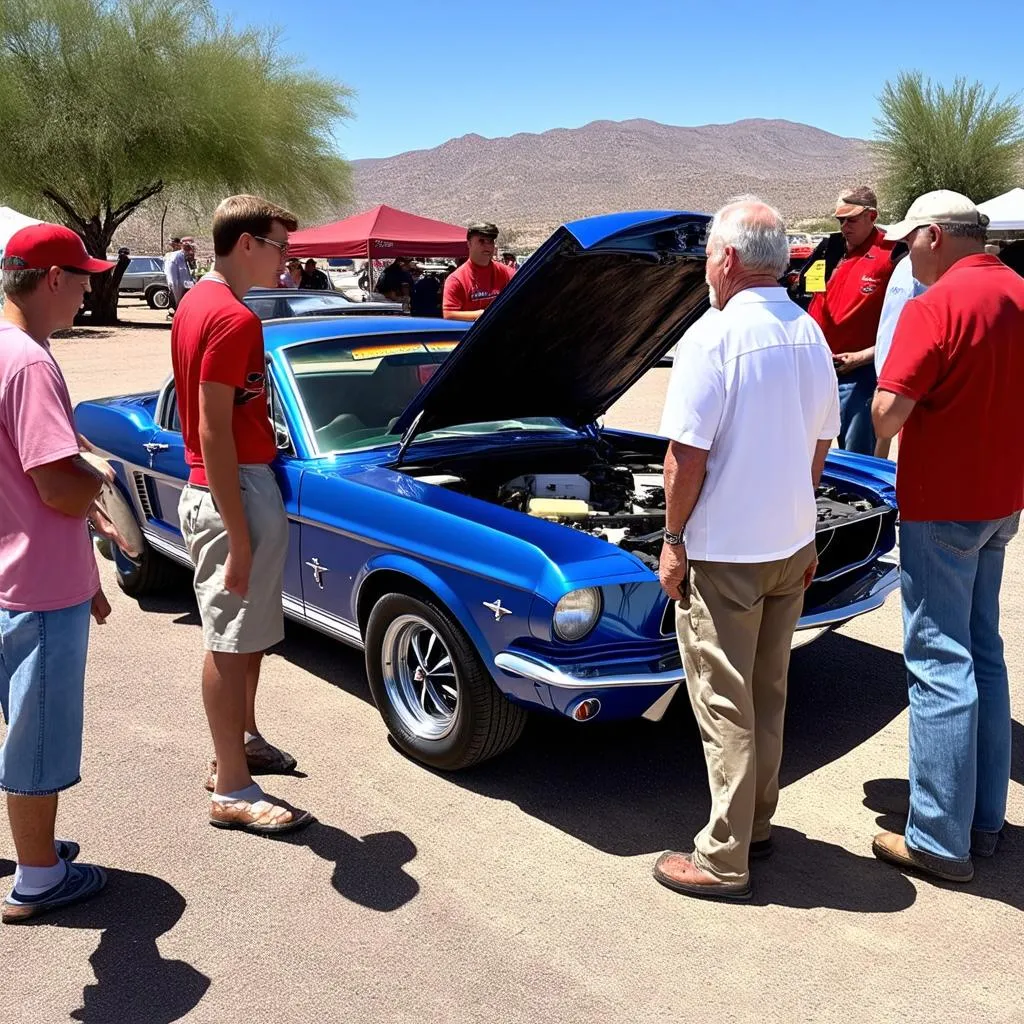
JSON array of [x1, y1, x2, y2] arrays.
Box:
[[284, 335, 572, 455]]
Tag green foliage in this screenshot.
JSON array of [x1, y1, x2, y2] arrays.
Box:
[[0, 0, 353, 250], [873, 71, 1024, 220]]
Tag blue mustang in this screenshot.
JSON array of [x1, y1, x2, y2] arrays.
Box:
[[75, 211, 900, 770]]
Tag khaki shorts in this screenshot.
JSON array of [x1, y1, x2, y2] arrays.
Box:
[[178, 465, 288, 654]]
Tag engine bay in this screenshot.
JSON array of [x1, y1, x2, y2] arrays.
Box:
[[407, 448, 890, 573]]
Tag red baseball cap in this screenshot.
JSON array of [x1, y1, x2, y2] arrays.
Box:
[[1, 223, 116, 274]]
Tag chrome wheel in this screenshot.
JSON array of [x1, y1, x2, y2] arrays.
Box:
[[381, 614, 459, 740]]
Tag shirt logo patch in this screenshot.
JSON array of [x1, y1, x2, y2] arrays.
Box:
[[235, 371, 266, 406]]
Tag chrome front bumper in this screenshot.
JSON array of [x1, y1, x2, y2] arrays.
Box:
[[495, 562, 902, 692]]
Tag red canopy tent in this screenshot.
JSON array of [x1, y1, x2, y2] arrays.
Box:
[[287, 204, 469, 261]]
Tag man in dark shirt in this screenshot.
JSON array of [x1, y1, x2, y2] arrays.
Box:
[[300, 259, 330, 290]]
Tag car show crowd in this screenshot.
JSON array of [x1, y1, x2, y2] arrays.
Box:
[[0, 178, 1022, 920]]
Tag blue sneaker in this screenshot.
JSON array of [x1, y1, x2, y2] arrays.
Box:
[[2, 862, 107, 924]]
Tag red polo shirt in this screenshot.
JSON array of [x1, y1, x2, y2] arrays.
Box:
[[442, 259, 514, 314], [809, 227, 897, 356], [171, 278, 277, 485], [878, 253, 1024, 521]]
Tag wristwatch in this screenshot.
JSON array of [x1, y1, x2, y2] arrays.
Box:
[[663, 527, 684, 546]]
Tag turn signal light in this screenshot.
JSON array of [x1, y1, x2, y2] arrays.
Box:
[[570, 698, 601, 722]]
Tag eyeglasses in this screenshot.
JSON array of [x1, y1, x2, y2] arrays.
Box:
[[59, 266, 91, 276], [254, 235, 289, 256]]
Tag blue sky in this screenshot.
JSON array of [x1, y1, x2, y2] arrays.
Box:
[[219, 0, 1024, 161]]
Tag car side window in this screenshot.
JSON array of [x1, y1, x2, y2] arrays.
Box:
[[156, 379, 181, 433], [266, 365, 292, 454]]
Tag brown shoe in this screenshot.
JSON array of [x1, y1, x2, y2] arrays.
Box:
[[209, 796, 314, 836], [871, 831, 974, 883], [204, 737, 298, 792], [652, 851, 751, 902]]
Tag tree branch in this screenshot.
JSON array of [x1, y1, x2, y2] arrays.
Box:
[[109, 179, 164, 225], [41, 189, 90, 234]]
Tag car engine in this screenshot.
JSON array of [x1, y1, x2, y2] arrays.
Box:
[[498, 468, 667, 570]]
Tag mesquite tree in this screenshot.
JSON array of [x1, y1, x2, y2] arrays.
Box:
[[874, 72, 1024, 220], [0, 0, 352, 323]]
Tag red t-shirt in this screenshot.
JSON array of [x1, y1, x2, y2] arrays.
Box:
[[170, 277, 276, 485], [809, 228, 897, 356], [442, 259, 514, 313], [878, 253, 1024, 521]]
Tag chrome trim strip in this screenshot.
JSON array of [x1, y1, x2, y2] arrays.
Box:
[[302, 605, 365, 649], [143, 530, 192, 566], [493, 651, 682, 690], [795, 563, 900, 631]]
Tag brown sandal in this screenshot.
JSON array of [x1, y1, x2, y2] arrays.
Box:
[[209, 796, 314, 836], [204, 737, 299, 792]]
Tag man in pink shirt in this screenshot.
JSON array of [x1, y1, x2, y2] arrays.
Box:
[[0, 223, 116, 923]]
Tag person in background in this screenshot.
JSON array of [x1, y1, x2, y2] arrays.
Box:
[[653, 198, 839, 902], [808, 186, 896, 454], [872, 247, 926, 458], [442, 223, 514, 321], [163, 237, 183, 318], [410, 264, 442, 317], [501, 252, 518, 272], [282, 259, 303, 288], [377, 258, 414, 304], [165, 239, 195, 310], [0, 223, 117, 922], [872, 190, 1024, 884], [300, 259, 330, 290]]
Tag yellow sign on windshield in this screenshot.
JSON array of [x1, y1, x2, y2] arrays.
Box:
[[804, 260, 826, 293], [350, 343, 423, 360]]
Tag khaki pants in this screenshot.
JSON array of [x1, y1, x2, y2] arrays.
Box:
[[676, 541, 816, 884]]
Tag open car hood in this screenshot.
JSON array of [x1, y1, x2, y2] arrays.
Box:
[[391, 210, 711, 438]]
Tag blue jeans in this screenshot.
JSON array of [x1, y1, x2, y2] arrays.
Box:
[[836, 364, 877, 455], [0, 601, 92, 795], [899, 514, 1020, 862]]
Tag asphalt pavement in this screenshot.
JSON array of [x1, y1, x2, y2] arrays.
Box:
[[2, 304, 1021, 1024]]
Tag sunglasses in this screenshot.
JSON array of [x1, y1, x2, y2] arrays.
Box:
[[60, 266, 91, 275], [254, 235, 289, 256]]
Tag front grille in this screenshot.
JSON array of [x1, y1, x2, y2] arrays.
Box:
[[132, 472, 154, 519], [814, 508, 894, 581], [660, 599, 676, 635]]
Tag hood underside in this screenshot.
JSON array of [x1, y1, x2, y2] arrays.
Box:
[[391, 210, 711, 437]]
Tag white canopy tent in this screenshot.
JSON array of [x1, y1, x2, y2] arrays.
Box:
[[0, 205, 42, 255], [977, 188, 1024, 231]]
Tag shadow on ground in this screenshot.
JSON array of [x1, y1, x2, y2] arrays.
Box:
[[0, 865, 209, 1024], [864, 727, 1024, 914], [281, 821, 419, 912]]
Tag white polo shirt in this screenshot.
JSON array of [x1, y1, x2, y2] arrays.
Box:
[[658, 288, 840, 562]]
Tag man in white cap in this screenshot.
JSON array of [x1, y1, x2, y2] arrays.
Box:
[[871, 190, 1024, 883]]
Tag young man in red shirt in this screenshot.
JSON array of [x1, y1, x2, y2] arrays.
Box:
[[172, 195, 312, 835], [442, 222, 515, 321], [872, 190, 1024, 883], [809, 186, 896, 454]]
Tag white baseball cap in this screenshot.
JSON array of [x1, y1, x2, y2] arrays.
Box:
[[884, 189, 989, 241]]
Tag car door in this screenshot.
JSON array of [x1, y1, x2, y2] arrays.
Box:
[[138, 368, 308, 614]]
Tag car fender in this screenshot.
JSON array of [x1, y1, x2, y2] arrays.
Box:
[[355, 553, 509, 665]]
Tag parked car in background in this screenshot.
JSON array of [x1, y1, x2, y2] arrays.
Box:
[[77, 210, 900, 772], [243, 288, 403, 321], [118, 255, 170, 309]]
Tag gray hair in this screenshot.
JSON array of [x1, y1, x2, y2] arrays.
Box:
[[2, 267, 48, 298], [708, 197, 790, 277], [940, 221, 988, 243]]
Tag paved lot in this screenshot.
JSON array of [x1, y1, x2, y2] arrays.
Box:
[[3, 302, 1021, 1024]]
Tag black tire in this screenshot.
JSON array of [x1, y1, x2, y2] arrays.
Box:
[[113, 540, 183, 597], [146, 284, 171, 310], [365, 592, 526, 770]]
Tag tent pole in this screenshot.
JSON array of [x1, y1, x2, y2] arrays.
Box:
[[367, 243, 373, 295]]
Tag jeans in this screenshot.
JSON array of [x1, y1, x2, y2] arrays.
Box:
[[0, 600, 92, 795], [836, 364, 877, 455], [899, 514, 1020, 861]]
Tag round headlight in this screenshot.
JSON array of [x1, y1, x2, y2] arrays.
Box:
[[553, 587, 602, 642]]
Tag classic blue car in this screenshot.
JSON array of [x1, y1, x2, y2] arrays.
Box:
[[75, 210, 900, 770]]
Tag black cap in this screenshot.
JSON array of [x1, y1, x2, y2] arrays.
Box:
[[467, 221, 499, 240]]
